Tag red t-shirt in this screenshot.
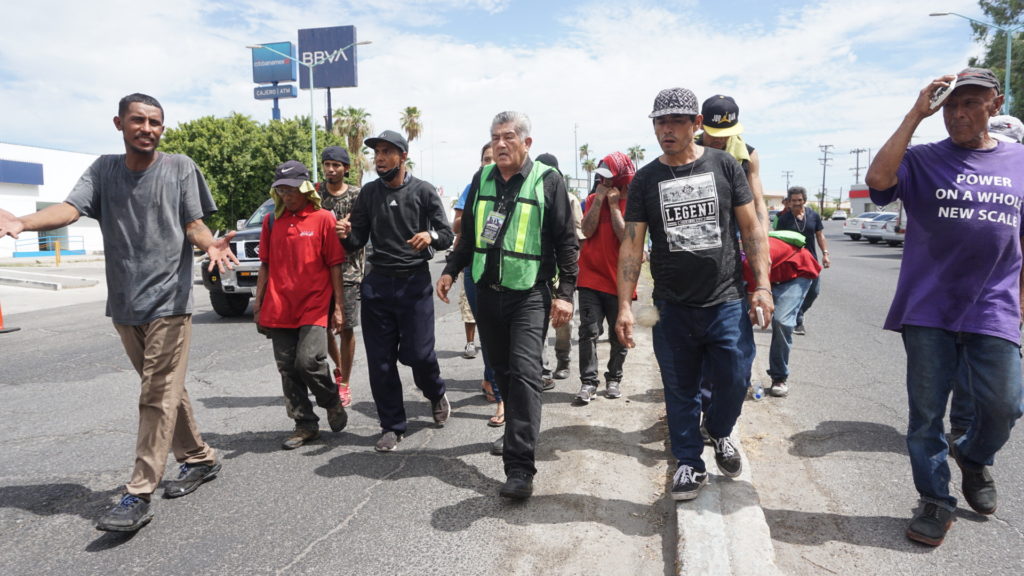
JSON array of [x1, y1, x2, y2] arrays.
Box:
[[578, 194, 635, 299], [259, 204, 345, 328], [742, 237, 821, 290]]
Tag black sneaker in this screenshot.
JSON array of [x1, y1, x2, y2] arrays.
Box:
[[499, 471, 534, 499], [542, 377, 556, 391], [326, 403, 348, 432], [96, 494, 154, 532], [906, 502, 954, 546], [949, 440, 997, 515], [375, 430, 402, 452], [490, 435, 504, 456], [699, 422, 712, 445], [553, 359, 570, 380], [670, 464, 708, 501], [711, 435, 742, 478], [793, 324, 806, 335], [164, 457, 222, 498], [432, 393, 451, 427]]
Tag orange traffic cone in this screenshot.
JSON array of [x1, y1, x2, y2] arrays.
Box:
[[0, 300, 20, 334]]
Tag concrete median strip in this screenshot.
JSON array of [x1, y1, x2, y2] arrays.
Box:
[[0, 269, 99, 290]]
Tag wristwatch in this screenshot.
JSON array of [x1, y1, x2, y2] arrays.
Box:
[[429, 230, 439, 241]]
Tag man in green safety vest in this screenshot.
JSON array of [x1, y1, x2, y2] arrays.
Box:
[[437, 111, 579, 500]]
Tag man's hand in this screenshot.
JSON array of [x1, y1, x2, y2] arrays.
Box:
[[615, 307, 636, 349], [914, 75, 957, 119], [822, 252, 832, 269], [407, 231, 432, 251], [550, 298, 573, 328], [252, 299, 261, 326], [206, 230, 240, 273], [749, 290, 775, 328], [336, 214, 351, 239], [606, 186, 621, 206], [436, 274, 455, 303], [331, 306, 345, 334], [0, 208, 25, 239]]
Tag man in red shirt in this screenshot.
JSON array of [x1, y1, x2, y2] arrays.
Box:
[[254, 160, 349, 449], [742, 234, 821, 397], [575, 151, 636, 403]]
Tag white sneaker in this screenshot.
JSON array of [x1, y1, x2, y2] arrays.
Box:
[[463, 342, 478, 359]]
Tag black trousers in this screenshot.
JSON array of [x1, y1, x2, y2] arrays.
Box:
[[476, 284, 549, 476], [361, 269, 446, 433]]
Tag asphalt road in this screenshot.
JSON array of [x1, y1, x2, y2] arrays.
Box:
[[0, 258, 674, 576], [741, 221, 1024, 574]]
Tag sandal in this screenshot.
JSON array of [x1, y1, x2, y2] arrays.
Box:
[[481, 380, 497, 403], [488, 402, 505, 427]]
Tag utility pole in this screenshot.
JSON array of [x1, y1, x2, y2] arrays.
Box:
[[850, 148, 868, 183], [782, 170, 794, 192], [818, 144, 834, 213]]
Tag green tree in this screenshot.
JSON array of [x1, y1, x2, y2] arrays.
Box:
[[400, 106, 423, 143], [160, 114, 342, 231], [628, 144, 646, 167], [332, 106, 373, 184], [967, 0, 1024, 117]]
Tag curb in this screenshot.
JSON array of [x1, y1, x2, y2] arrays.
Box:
[[0, 269, 99, 290]]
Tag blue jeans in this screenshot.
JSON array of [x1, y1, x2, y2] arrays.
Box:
[[902, 326, 1024, 509], [767, 277, 813, 382], [653, 299, 754, 471], [796, 276, 820, 326], [463, 270, 497, 399]]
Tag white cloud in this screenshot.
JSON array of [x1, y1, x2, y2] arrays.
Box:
[[0, 0, 986, 200]]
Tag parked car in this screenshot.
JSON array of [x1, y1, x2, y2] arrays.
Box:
[[200, 199, 274, 317], [843, 211, 883, 240], [861, 213, 899, 244], [831, 209, 848, 220]]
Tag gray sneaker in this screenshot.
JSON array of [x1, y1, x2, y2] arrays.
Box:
[[574, 384, 598, 404], [605, 381, 622, 399], [375, 430, 403, 452], [769, 380, 789, 398]]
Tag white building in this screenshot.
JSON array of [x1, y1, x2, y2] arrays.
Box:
[[0, 143, 100, 258]]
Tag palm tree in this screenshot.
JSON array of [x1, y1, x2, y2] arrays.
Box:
[[332, 106, 373, 183], [582, 158, 597, 191], [628, 145, 646, 167], [405, 158, 416, 173], [400, 106, 422, 144]]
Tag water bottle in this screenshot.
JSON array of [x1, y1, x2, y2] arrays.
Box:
[[751, 382, 765, 401]]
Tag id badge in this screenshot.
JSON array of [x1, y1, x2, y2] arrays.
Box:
[[481, 210, 505, 245]]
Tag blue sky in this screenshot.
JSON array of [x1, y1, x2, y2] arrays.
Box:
[[0, 0, 990, 203]]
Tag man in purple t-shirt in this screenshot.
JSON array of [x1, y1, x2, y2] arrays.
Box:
[[866, 67, 1024, 548]]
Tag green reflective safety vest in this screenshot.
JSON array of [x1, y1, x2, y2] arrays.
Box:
[[471, 161, 552, 290]]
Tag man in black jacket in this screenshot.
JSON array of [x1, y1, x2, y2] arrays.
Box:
[[337, 130, 454, 452]]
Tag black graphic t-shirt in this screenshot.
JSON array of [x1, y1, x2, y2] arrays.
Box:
[[625, 148, 752, 306]]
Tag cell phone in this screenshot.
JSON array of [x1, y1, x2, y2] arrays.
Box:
[[756, 306, 765, 329], [930, 75, 957, 110]]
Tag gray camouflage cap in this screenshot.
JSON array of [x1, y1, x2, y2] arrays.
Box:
[[649, 87, 699, 118]]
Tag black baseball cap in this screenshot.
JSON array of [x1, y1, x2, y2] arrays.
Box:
[[701, 95, 744, 137], [322, 146, 351, 165], [271, 160, 311, 188], [364, 130, 409, 154], [955, 67, 1001, 92]]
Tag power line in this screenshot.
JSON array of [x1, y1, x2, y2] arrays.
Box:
[[782, 170, 794, 191], [850, 148, 868, 183], [818, 144, 834, 213]]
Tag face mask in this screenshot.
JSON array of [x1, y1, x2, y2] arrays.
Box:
[[377, 165, 400, 182]]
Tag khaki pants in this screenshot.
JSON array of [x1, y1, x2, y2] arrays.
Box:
[[114, 315, 215, 496]]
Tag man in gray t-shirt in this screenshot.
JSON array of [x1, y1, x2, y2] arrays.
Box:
[[0, 93, 238, 533]]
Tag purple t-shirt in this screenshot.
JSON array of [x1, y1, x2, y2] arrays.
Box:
[[870, 138, 1024, 344]]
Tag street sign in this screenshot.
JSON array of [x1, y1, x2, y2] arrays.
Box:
[[254, 85, 298, 100], [251, 41, 297, 84], [297, 25, 359, 89]]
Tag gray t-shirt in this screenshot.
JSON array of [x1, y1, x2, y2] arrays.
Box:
[[625, 148, 752, 306], [65, 153, 216, 325]]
